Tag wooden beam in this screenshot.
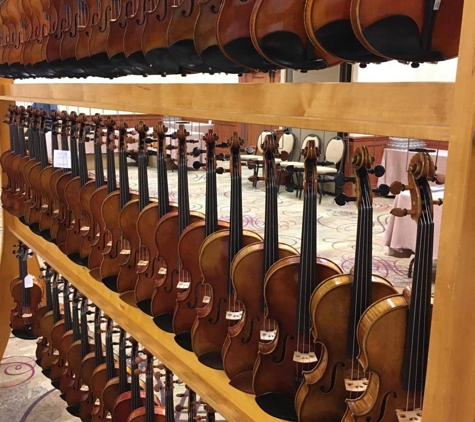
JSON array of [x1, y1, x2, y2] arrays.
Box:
[[424, 0, 475, 419], [0, 81, 453, 141], [8, 219, 285, 422]]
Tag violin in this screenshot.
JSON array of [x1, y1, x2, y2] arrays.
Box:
[[116, 121, 151, 299], [342, 152, 441, 422], [166, 0, 217, 73], [64, 113, 92, 266], [191, 132, 261, 369], [294, 146, 396, 421], [100, 121, 138, 291], [250, 0, 341, 71], [102, 328, 131, 414], [10, 242, 43, 340], [28, 0, 55, 77], [194, 0, 251, 74], [18, 0, 34, 68], [216, 0, 281, 72], [112, 337, 146, 422], [304, 0, 387, 64], [34, 263, 55, 366], [351, 0, 463, 64], [173, 129, 229, 351], [78, 114, 106, 268], [151, 124, 204, 332], [50, 111, 74, 248], [45, 0, 70, 75], [37, 109, 59, 242], [5, 0, 30, 77], [142, 0, 183, 75], [253, 141, 342, 421], [135, 121, 177, 314], [127, 351, 165, 422], [88, 117, 119, 278], [65, 294, 95, 418], [13, 107, 31, 219], [123, 0, 164, 75], [90, 316, 120, 421]]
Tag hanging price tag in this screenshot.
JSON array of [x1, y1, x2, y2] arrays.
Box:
[[53, 150, 71, 169], [202, 296, 211, 304], [24, 274, 34, 288], [226, 311, 243, 321], [434, 0, 442, 9], [158, 268, 167, 275], [177, 281, 190, 289], [260, 330, 277, 341]]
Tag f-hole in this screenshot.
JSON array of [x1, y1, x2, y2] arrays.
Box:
[[180, 0, 194, 17], [241, 316, 260, 344], [156, 0, 168, 21], [208, 297, 226, 325], [186, 283, 202, 310], [320, 362, 345, 394]]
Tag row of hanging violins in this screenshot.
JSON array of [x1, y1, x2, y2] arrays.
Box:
[[2, 103, 443, 421], [0, 0, 465, 79], [10, 251, 216, 421]]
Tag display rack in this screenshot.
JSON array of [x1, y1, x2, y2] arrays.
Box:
[[0, 1, 474, 419]]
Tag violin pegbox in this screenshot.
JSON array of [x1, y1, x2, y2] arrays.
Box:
[[390, 152, 443, 221]]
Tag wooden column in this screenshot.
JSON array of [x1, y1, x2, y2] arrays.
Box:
[[424, 0, 475, 419]]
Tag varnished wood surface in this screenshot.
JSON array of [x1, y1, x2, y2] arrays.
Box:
[[0, 82, 453, 141], [7, 217, 285, 422], [424, 0, 475, 420]]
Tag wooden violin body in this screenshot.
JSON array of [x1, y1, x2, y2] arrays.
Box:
[[112, 391, 147, 422], [217, 0, 280, 71], [221, 242, 297, 391], [194, 0, 250, 74], [51, 169, 73, 249], [127, 406, 166, 422], [90, 362, 120, 420], [88, 184, 110, 276], [10, 277, 43, 336], [191, 229, 261, 368], [38, 165, 56, 241], [25, 158, 44, 232], [78, 178, 98, 265], [250, 0, 340, 70], [150, 210, 204, 332]]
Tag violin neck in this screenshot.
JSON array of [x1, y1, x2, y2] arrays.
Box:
[[106, 127, 117, 193], [80, 307, 89, 359], [118, 331, 128, 394], [72, 301, 81, 342], [263, 155, 279, 276], [138, 141, 150, 211], [105, 332, 115, 381], [130, 342, 141, 411], [78, 139, 89, 187], [94, 142, 105, 189], [118, 148, 131, 209], [145, 359, 154, 422], [177, 140, 190, 235], [204, 144, 218, 237], [157, 137, 170, 218], [187, 389, 196, 422], [69, 130, 80, 178], [165, 369, 174, 422]]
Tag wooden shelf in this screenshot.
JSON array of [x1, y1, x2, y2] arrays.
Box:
[[8, 218, 284, 422], [0, 81, 453, 141]]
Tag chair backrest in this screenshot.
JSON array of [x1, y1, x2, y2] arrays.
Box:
[[324, 136, 345, 168], [278, 132, 296, 160], [257, 130, 274, 154], [300, 134, 322, 160]]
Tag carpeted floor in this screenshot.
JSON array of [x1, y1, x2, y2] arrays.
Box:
[[0, 163, 414, 422]]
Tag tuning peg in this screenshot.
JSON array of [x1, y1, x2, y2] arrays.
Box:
[[333, 174, 355, 187], [391, 208, 416, 217], [186, 139, 200, 144], [133, 368, 144, 376], [165, 144, 178, 150], [190, 147, 205, 157], [193, 161, 205, 170], [215, 142, 227, 148], [390, 181, 413, 195], [334, 193, 356, 206], [135, 356, 146, 365], [368, 164, 386, 178], [373, 184, 390, 197], [216, 167, 229, 175], [153, 384, 162, 392], [433, 198, 443, 206]]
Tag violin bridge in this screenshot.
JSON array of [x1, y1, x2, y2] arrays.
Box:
[[52, 209, 60, 217], [225, 311, 243, 321], [260, 330, 277, 341], [396, 409, 422, 422], [21, 312, 33, 318], [293, 351, 318, 364], [80, 226, 90, 232], [344, 378, 368, 392], [40, 204, 49, 211]]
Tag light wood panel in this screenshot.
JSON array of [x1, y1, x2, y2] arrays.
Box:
[[0, 82, 453, 141], [424, 0, 475, 419], [7, 218, 285, 422]]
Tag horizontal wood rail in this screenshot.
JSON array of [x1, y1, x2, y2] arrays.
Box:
[[0, 82, 453, 141], [8, 217, 284, 422]]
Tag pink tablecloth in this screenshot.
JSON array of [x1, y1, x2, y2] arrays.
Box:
[[380, 148, 448, 186], [383, 187, 443, 259]]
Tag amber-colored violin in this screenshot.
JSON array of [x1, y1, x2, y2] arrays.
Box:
[[295, 146, 396, 422], [342, 152, 442, 422], [350, 0, 463, 64], [252, 140, 341, 421], [250, 0, 341, 70], [151, 124, 204, 332], [10, 242, 43, 340], [191, 132, 261, 369], [173, 129, 229, 351], [221, 133, 298, 393]]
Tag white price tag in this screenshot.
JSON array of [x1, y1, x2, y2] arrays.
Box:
[[202, 296, 211, 304], [177, 281, 190, 289], [226, 311, 243, 321], [158, 268, 167, 275], [260, 330, 277, 341], [53, 150, 71, 169], [434, 0, 441, 9], [24, 274, 34, 288], [293, 351, 318, 364], [137, 260, 149, 267], [119, 249, 130, 255]]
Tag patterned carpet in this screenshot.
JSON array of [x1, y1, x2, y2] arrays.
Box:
[[0, 163, 413, 422]]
